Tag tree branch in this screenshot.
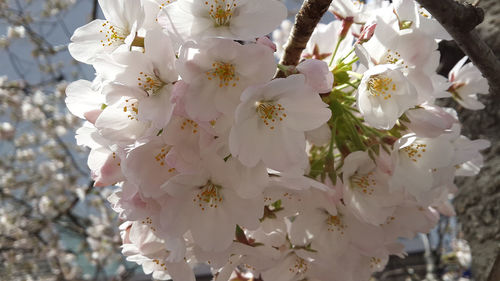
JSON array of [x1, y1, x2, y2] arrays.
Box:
[[276, 0, 333, 78], [416, 0, 500, 94], [91, 0, 99, 21], [487, 251, 500, 281]]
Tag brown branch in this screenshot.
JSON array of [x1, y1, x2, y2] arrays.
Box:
[[487, 251, 500, 281], [276, 0, 333, 78], [91, 0, 99, 21], [416, 0, 500, 95]]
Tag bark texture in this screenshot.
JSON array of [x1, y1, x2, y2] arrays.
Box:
[[416, 0, 500, 95], [449, 1, 500, 281]]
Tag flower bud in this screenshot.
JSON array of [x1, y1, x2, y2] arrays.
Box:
[[356, 23, 376, 44], [296, 59, 334, 93]]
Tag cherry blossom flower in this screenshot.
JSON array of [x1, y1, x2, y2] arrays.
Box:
[[176, 38, 276, 121], [357, 64, 417, 130], [229, 74, 331, 171], [158, 0, 287, 41], [296, 59, 334, 93], [359, 21, 441, 103], [389, 133, 455, 203], [392, 0, 451, 39], [121, 222, 195, 281], [403, 104, 457, 138], [75, 122, 125, 187], [68, 0, 145, 63], [303, 20, 355, 64], [329, 0, 388, 24], [94, 84, 151, 144], [448, 56, 489, 110], [160, 151, 265, 252], [65, 79, 105, 122], [93, 28, 178, 129], [342, 151, 403, 225]]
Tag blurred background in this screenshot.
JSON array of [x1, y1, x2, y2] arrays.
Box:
[[0, 0, 498, 280]]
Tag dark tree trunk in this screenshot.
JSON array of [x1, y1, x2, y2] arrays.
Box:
[[452, 1, 500, 281]]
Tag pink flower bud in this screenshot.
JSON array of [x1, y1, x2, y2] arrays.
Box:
[[256, 36, 276, 52], [404, 105, 457, 138], [356, 23, 376, 44], [296, 59, 334, 93], [84, 109, 103, 125]]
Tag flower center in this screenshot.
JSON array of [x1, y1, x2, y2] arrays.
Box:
[[137, 71, 166, 96], [100, 21, 127, 47], [255, 101, 287, 130], [154, 145, 176, 173], [369, 257, 382, 269], [206, 61, 238, 87], [401, 143, 427, 162], [368, 75, 397, 100], [194, 181, 223, 211], [180, 119, 199, 134], [206, 0, 237, 26], [289, 256, 308, 275], [447, 82, 465, 100], [381, 50, 408, 69], [350, 171, 376, 195], [123, 99, 139, 120], [141, 216, 157, 232], [326, 214, 347, 234]]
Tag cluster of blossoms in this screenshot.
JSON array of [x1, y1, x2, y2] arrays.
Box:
[[66, 0, 490, 280]]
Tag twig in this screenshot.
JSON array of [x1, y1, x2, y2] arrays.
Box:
[[91, 0, 99, 21], [276, 0, 333, 78], [416, 0, 500, 95], [53, 180, 94, 222]]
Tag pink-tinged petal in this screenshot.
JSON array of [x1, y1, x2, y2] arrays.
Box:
[[280, 91, 331, 131], [405, 105, 456, 138], [65, 79, 104, 119], [164, 260, 196, 281], [123, 138, 177, 198], [88, 147, 123, 186], [84, 109, 103, 124], [229, 115, 263, 168], [138, 85, 176, 129], [256, 36, 277, 52], [306, 123, 331, 146], [184, 79, 220, 121], [190, 206, 233, 252], [95, 101, 147, 144], [296, 59, 334, 93], [227, 158, 269, 199], [145, 28, 178, 83], [262, 128, 307, 172], [68, 20, 114, 63], [229, 0, 287, 40]]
